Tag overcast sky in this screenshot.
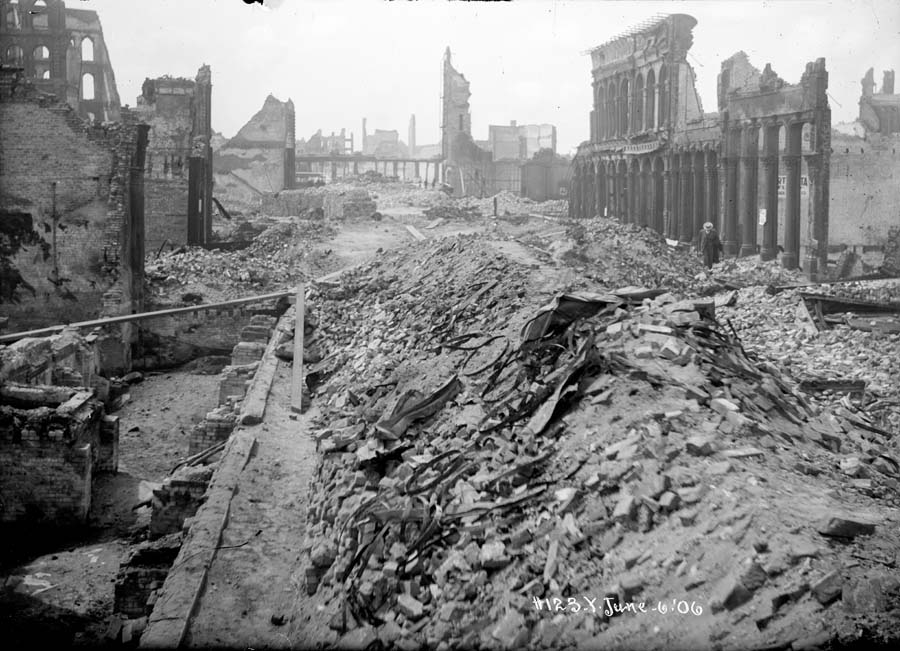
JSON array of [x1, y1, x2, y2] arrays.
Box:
[[81, 0, 900, 154]]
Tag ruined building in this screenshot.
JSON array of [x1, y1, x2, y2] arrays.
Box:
[[826, 69, 900, 257], [213, 94, 295, 194], [570, 14, 832, 277], [441, 47, 559, 197], [0, 64, 148, 333], [859, 68, 900, 135], [0, 0, 119, 122], [134, 67, 213, 250]]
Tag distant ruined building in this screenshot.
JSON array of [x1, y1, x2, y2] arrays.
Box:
[[0, 0, 120, 123], [441, 47, 564, 198], [569, 14, 832, 278]]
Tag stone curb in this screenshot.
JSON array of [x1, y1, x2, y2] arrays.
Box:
[[140, 314, 292, 649]]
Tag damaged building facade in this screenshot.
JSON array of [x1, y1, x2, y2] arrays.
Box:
[[0, 63, 148, 335], [135, 67, 213, 250], [829, 68, 900, 264], [441, 48, 564, 198], [1, 0, 120, 123], [214, 93, 296, 195], [570, 14, 832, 277]]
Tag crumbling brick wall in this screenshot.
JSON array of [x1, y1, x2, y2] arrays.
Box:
[[884, 225, 900, 273], [149, 465, 213, 538], [114, 533, 182, 618], [829, 133, 900, 247], [0, 388, 113, 525], [0, 84, 147, 333], [135, 67, 213, 250]]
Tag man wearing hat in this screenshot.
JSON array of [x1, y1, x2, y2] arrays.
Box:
[[698, 221, 723, 269]]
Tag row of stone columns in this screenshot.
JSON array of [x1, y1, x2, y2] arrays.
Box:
[[571, 150, 720, 247]]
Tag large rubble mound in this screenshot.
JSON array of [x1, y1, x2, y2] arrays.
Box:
[[145, 220, 339, 305], [295, 235, 900, 650]]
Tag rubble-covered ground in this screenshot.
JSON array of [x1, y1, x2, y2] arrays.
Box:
[[288, 211, 900, 650]]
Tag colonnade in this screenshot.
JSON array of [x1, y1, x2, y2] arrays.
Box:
[[570, 148, 719, 246], [571, 116, 829, 271]]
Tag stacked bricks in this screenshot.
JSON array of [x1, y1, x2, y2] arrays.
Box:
[[324, 188, 377, 220], [0, 394, 100, 525], [884, 225, 900, 274], [231, 341, 266, 366], [149, 465, 214, 539], [114, 533, 183, 617], [188, 406, 237, 455], [97, 415, 120, 473], [217, 363, 258, 405]]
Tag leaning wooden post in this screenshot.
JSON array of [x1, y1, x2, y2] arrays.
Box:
[[291, 284, 305, 414]]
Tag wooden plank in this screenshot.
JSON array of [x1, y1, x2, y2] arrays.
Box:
[[0, 289, 295, 344], [405, 224, 427, 242], [291, 284, 305, 414]]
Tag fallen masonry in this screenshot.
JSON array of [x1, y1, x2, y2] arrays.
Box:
[[284, 235, 900, 650]]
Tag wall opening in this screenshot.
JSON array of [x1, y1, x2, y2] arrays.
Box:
[[5, 45, 24, 65], [81, 36, 94, 62], [31, 0, 48, 30], [4, 1, 21, 30], [82, 72, 95, 100]]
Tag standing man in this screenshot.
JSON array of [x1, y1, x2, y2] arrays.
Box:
[[698, 221, 723, 269]]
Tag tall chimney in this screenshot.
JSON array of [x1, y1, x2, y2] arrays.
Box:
[[362, 117, 367, 154], [408, 114, 416, 157], [883, 70, 895, 95]]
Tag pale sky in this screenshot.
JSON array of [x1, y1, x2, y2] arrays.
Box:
[[80, 0, 900, 155]]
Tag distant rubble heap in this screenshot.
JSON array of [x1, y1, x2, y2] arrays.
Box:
[[293, 237, 900, 650]]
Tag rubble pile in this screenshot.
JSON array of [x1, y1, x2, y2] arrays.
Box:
[[721, 279, 900, 435], [297, 236, 900, 650], [557, 218, 707, 294], [706, 257, 805, 289], [422, 204, 483, 222], [369, 186, 454, 210], [145, 220, 339, 304], [455, 191, 550, 217]]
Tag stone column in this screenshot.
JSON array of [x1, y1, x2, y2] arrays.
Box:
[[803, 151, 830, 279], [653, 166, 664, 233], [640, 166, 649, 226], [692, 153, 704, 239], [739, 122, 760, 257], [760, 125, 779, 261], [679, 156, 692, 243], [783, 123, 803, 268], [595, 164, 604, 218], [669, 157, 680, 239], [704, 152, 717, 231], [722, 129, 740, 256], [662, 162, 672, 237]]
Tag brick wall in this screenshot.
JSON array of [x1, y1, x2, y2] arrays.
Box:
[[829, 134, 900, 246], [0, 94, 146, 332], [144, 178, 189, 252], [140, 304, 259, 352], [0, 391, 113, 525], [149, 465, 213, 539]]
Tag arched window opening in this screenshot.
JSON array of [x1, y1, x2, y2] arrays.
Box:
[[41, 68, 50, 79], [598, 87, 606, 139], [81, 72, 95, 100], [32, 0, 48, 30], [81, 37, 94, 61], [5, 2, 21, 29], [646, 68, 656, 129], [619, 78, 630, 135], [33, 45, 49, 60], [607, 81, 616, 137], [658, 65, 669, 127], [634, 73, 645, 132], [5, 45, 24, 65]]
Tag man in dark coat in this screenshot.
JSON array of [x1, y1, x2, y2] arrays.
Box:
[[698, 221, 723, 269]]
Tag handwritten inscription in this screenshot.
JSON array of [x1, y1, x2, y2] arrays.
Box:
[[533, 596, 704, 617]]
